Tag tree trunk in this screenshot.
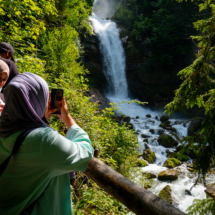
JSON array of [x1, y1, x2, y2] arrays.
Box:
[[84, 158, 186, 215]]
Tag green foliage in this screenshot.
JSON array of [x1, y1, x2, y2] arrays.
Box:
[[0, 0, 139, 214], [113, 0, 204, 70], [165, 0, 215, 177], [187, 198, 215, 215]]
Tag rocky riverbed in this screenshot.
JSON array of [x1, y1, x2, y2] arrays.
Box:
[[119, 112, 215, 214]]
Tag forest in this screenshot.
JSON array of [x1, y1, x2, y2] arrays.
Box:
[[1, 0, 215, 214]]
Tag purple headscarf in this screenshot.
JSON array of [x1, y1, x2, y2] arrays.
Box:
[[0, 72, 49, 137]]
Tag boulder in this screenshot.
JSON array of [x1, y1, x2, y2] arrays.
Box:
[[158, 170, 178, 181], [188, 117, 203, 136], [136, 116, 139, 119], [141, 134, 151, 138], [159, 123, 177, 133], [149, 129, 155, 134], [160, 115, 170, 123], [167, 152, 178, 159], [167, 151, 190, 162], [159, 185, 173, 204], [123, 116, 131, 123], [144, 139, 149, 143], [143, 172, 157, 179], [185, 189, 192, 196], [158, 129, 164, 135], [158, 133, 179, 148], [163, 158, 182, 168], [144, 143, 150, 150], [155, 116, 159, 120], [205, 184, 215, 198], [146, 114, 151, 118], [136, 159, 148, 167], [142, 149, 156, 164]]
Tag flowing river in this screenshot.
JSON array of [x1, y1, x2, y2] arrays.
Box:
[[89, 13, 215, 213]]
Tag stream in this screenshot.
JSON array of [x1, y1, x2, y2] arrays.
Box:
[[89, 13, 215, 213]]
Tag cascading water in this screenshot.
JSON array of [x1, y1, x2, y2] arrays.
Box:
[[90, 13, 128, 98], [90, 10, 214, 214]]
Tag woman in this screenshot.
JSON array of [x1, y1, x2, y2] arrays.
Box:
[[0, 72, 94, 215], [0, 59, 10, 114]]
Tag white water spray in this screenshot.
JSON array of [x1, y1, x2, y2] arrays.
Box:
[[90, 14, 128, 98]]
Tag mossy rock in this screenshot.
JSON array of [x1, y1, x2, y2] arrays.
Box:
[[142, 149, 156, 164], [167, 152, 178, 159], [158, 129, 164, 135], [144, 183, 152, 189], [158, 170, 178, 181], [123, 116, 131, 123], [159, 185, 173, 204], [160, 115, 170, 123], [158, 133, 178, 148], [146, 114, 151, 118], [144, 138, 149, 143], [205, 184, 215, 198], [143, 172, 157, 179], [149, 129, 155, 134], [141, 134, 151, 138], [163, 158, 182, 168], [136, 160, 148, 167]]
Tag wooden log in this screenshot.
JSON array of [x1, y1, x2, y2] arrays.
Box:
[[84, 158, 186, 215]]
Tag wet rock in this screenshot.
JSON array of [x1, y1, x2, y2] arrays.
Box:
[[158, 129, 164, 135], [158, 170, 178, 181], [136, 116, 139, 119], [149, 129, 155, 134], [160, 115, 170, 123], [142, 149, 156, 164], [143, 172, 157, 179], [159, 185, 173, 204], [155, 116, 159, 120], [166, 149, 170, 153], [123, 116, 131, 123], [146, 114, 151, 118], [144, 138, 149, 143], [158, 133, 179, 148], [185, 189, 192, 196], [188, 117, 203, 136], [159, 123, 177, 133], [148, 120, 155, 124], [141, 134, 151, 138], [144, 143, 150, 150], [136, 159, 148, 167], [135, 130, 141, 135], [205, 184, 215, 198], [163, 158, 182, 168]]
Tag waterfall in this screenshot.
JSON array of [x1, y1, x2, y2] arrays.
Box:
[[90, 14, 128, 99]]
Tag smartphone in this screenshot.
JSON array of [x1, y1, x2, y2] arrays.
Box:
[[51, 89, 64, 114]]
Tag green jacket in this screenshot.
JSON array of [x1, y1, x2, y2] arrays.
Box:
[[0, 125, 94, 215]]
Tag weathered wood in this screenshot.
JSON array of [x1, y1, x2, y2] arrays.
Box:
[[84, 158, 186, 215]]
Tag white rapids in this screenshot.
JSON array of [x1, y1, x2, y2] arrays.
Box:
[[89, 12, 214, 213]]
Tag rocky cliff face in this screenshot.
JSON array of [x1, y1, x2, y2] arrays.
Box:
[[81, 33, 107, 90]]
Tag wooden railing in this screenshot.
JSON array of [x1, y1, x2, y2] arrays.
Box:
[[85, 158, 186, 215]]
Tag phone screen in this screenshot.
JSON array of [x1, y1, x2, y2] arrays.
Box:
[[51, 89, 64, 114]]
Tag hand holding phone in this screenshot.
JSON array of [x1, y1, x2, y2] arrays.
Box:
[[51, 89, 64, 115]]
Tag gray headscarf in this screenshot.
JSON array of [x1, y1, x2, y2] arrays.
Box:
[[0, 72, 49, 137]]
